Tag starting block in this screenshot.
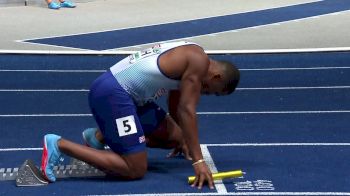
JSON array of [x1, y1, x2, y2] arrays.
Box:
[[16, 159, 48, 186], [188, 170, 243, 184], [0, 158, 106, 187]]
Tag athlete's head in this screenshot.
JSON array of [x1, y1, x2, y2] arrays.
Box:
[[201, 59, 240, 96]]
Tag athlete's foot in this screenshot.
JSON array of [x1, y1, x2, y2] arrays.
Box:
[[48, 2, 60, 9], [60, 1, 76, 8], [82, 128, 105, 150], [41, 134, 63, 182]]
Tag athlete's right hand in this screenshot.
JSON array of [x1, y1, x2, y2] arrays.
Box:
[[191, 161, 214, 189]]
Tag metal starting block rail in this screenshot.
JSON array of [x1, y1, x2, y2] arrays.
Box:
[[0, 158, 106, 187]]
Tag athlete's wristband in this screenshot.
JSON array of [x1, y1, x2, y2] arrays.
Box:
[[192, 159, 205, 166]]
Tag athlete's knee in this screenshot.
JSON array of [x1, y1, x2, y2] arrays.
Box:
[[105, 159, 147, 180], [126, 162, 147, 180], [122, 151, 147, 180]]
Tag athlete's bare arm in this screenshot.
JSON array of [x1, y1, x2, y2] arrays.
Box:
[[178, 48, 214, 189], [159, 45, 214, 189]]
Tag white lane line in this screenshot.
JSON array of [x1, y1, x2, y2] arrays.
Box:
[[1, 111, 350, 117], [1, 86, 350, 92], [329, 12, 341, 16], [236, 86, 350, 90], [0, 70, 105, 73], [201, 145, 227, 194], [1, 66, 350, 73], [86, 192, 350, 196], [0, 114, 92, 117], [197, 111, 350, 115], [2, 143, 350, 152], [3, 46, 350, 55], [310, 16, 321, 19], [0, 89, 89, 92], [240, 67, 350, 71], [0, 148, 42, 152], [205, 143, 350, 147]]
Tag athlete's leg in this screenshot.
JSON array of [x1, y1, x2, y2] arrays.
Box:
[[42, 133, 147, 182], [85, 70, 148, 179], [57, 138, 147, 179], [82, 112, 190, 159], [42, 71, 147, 182]]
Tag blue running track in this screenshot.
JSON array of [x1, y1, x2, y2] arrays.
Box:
[[0, 51, 350, 195]]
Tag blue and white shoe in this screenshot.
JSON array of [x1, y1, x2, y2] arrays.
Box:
[[41, 134, 63, 182], [60, 1, 76, 8], [82, 128, 105, 150], [48, 2, 60, 9]]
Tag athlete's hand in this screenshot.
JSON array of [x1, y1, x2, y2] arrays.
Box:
[[167, 142, 192, 160], [191, 161, 214, 189]]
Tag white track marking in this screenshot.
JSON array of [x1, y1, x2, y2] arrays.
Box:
[[0, 148, 42, 151], [0, 114, 92, 117], [0, 89, 89, 92], [0, 69, 105, 73], [1, 111, 350, 117], [1, 86, 350, 92], [1, 47, 350, 55], [2, 143, 350, 152], [236, 86, 350, 90], [85, 191, 350, 196], [197, 111, 350, 115], [204, 143, 350, 147], [1, 66, 350, 73], [201, 145, 227, 194], [240, 67, 350, 71]]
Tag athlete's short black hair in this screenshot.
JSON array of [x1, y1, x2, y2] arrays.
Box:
[[218, 60, 240, 94]]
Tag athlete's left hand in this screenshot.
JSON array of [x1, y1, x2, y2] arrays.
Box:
[[167, 142, 192, 160]]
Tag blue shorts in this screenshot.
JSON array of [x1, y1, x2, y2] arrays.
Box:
[[88, 71, 166, 155]]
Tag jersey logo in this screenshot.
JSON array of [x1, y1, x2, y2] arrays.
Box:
[[129, 44, 162, 64], [139, 136, 146, 143], [116, 115, 137, 137], [154, 88, 168, 100]]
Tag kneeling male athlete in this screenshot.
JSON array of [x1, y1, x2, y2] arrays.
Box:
[[41, 41, 240, 189]]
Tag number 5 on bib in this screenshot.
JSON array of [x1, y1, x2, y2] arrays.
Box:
[[116, 115, 137, 137]]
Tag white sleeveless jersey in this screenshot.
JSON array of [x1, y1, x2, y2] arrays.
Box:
[[110, 41, 200, 106]]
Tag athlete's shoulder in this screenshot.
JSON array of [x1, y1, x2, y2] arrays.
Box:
[[183, 44, 209, 66], [181, 45, 209, 77], [159, 41, 203, 52]]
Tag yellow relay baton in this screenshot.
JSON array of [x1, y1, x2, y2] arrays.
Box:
[[188, 170, 243, 184]]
